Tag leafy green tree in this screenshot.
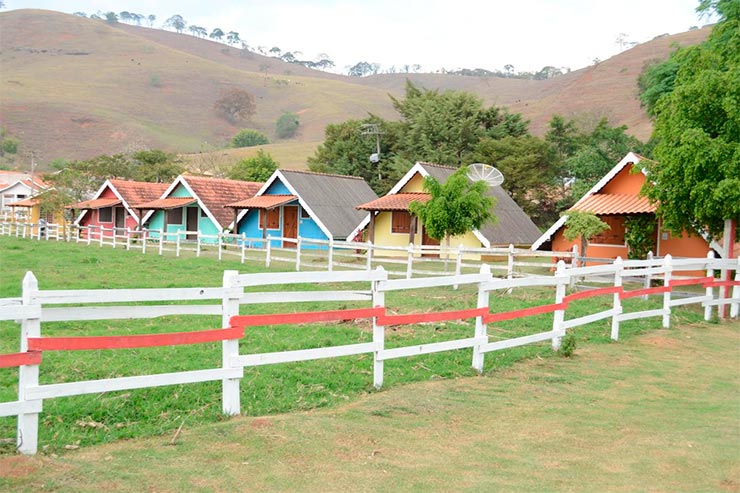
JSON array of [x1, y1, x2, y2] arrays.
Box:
[[640, 0, 740, 241], [474, 135, 559, 227], [231, 129, 269, 148], [189, 25, 207, 37], [210, 28, 224, 40], [275, 112, 300, 139], [130, 150, 183, 182], [307, 117, 406, 195], [227, 150, 278, 182], [103, 11, 118, 24], [214, 88, 256, 124], [409, 168, 495, 254], [147, 14, 156, 27], [392, 81, 528, 165], [164, 15, 186, 33], [562, 211, 610, 266], [227, 31, 241, 45], [1, 137, 18, 155], [545, 114, 579, 162]]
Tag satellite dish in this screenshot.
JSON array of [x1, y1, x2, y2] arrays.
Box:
[[466, 163, 504, 187]]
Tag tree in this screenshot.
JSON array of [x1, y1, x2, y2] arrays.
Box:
[[231, 129, 269, 148], [227, 150, 278, 182], [227, 31, 241, 45], [147, 14, 156, 27], [562, 211, 610, 266], [130, 150, 183, 183], [545, 114, 579, 163], [119, 11, 131, 23], [348, 61, 375, 77], [275, 112, 300, 139], [189, 25, 207, 37], [73, 12, 87, 17], [103, 11, 118, 24], [640, 0, 740, 243], [409, 168, 495, 258], [209, 28, 224, 40], [164, 15, 186, 33], [214, 88, 256, 124]]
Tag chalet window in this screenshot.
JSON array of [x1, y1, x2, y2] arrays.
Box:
[[98, 207, 112, 222], [200, 208, 208, 218], [259, 209, 280, 230], [591, 216, 625, 245], [166, 208, 183, 225], [300, 207, 311, 219], [391, 211, 415, 234]]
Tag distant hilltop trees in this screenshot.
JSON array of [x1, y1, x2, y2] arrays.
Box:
[[70, 10, 569, 80]]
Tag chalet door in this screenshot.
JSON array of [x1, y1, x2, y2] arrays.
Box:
[[114, 207, 126, 229], [186, 207, 198, 240], [282, 206, 298, 248], [422, 227, 440, 257]]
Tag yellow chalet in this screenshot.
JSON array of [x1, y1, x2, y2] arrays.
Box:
[[353, 162, 541, 256]]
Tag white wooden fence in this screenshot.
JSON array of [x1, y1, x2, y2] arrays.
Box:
[[1, 219, 581, 280], [1, 253, 738, 454]]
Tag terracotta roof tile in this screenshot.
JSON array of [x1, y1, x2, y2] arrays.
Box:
[[132, 197, 197, 209], [183, 176, 262, 228], [109, 179, 169, 207], [570, 193, 656, 215], [66, 197, 122, 209], [356, 193, 430, 211], [226, 195, 296, 209]]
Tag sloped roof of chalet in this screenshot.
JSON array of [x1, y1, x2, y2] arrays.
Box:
[[226, 194, 297, 209], [356, 193, 430, 211], [373, 162, 541, 246], [8, 197, 41, 207], [275, 170, 378, 239], [184, 175, 262, 228], [109, 179, 169, 208], [67, 197, 122, 209], [133, 197, 197, 209], [573, 193, 656, 215]]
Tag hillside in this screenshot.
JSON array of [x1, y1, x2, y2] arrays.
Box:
[[0, 9, 711, 169]]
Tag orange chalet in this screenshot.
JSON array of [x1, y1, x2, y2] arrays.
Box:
[[533, 152, 738, 260]]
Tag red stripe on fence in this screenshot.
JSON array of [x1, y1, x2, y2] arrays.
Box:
[[563, 286, 623, 303], [27, 327, 244, 351], [619, 286, 671, 300], [377, 307, 489, 326], [483, 302, 567, 324], [0, 351, 42, 368], [230, 307, 384, 328], [669, 277, 713, 287], [704, 279, 740, 288]]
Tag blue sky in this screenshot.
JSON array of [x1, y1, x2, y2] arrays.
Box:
[[3, 0, 714, 73]]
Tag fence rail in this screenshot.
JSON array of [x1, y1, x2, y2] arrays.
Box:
[[1, 231, 739, 454]]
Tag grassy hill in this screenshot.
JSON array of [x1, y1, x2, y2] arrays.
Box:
[[0, 9, 711, 170]]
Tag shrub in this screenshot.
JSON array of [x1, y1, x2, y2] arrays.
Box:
[[559, 333, 576, 357], [232, 129, 269, 148], [2, 137, 19, 155], [275, 112, 299, 139], [227, 150, 278, 182]]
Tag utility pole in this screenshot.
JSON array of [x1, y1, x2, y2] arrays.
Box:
[[361, 123, 383, 181]]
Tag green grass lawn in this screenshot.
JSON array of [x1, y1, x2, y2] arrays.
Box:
[[0, 236, 723, 459]]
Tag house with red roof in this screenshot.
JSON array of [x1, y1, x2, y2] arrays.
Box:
[[69, 179, 169, 236], [533, 152, 737, 260], [136, 175, 262, 242], [0, 171, 48, 214]]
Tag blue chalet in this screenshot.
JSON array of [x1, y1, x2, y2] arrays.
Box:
[[227, 170, 377, 249]]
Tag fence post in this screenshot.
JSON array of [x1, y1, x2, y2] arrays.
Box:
[[221, 270, 242, 416], [662, 254, 673, 328], [642, 251, 654, 300], [704, 251, 715, 321], [176, 231, 181, 257], [372, 266, 387, 389], [158, 229, 164, 255], [241, 233, 247, 264], [141, 228, 148, 255], [196, 232, 202, 257], [552, 260, 567, 351], [99, 226, 104, 247], [124, 227, 130, 250], [406, 243, 414, 279], [472, 264, 492, 373], [265, 235, 272, 268], [295, 237, 302, 271], [112, 227, 118, 249], [328, 238, 334, 272], [611, 256, 623, 341], [366, 241, 373, 271], [18, 272, 41, 455], [507, 243, 515, 281], [218, 233, 223, 261], [731, 257, 739, 318]]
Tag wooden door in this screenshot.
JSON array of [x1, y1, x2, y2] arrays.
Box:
[[114, 207, 126, 229], [282, 206, 298, 248], [186, 207, 198, 240]]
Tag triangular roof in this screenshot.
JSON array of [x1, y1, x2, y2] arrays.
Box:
[[354, 162, 541, 247], [532, 151, 653, 250], [72, 179, 169, 225], [238, 170, 378, 240], [139, 175, 262, 230]]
